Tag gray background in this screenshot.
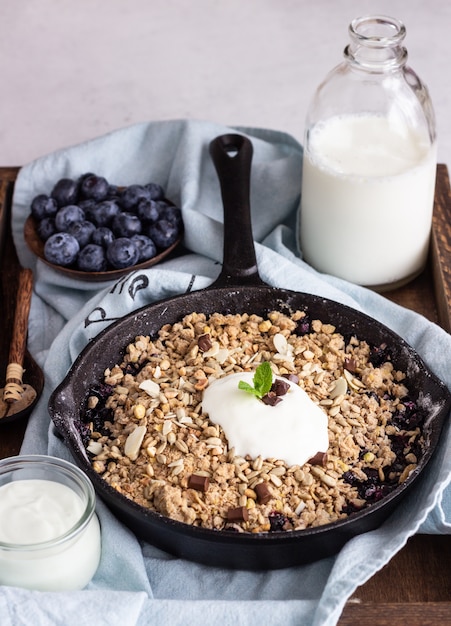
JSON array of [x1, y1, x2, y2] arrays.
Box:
[[0, 0, 449, 166]]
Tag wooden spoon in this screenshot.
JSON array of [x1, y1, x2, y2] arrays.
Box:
[[0, 268, 40, 421]]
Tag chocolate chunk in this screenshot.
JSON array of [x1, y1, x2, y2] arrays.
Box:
[[255, 481, 272, 504], [188, 474, 210, 492], [308, 451, 328, 466], [262, 391, 282, 406], [227, 506, 249, 522], [344, 358, 356, 373], [198, 333, 213, 352], [271, 379, 290, 397]]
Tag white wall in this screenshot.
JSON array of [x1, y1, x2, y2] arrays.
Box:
[[0, 0, 449, 165]]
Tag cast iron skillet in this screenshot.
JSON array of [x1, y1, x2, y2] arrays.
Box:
[[49, 134, 451, 570]]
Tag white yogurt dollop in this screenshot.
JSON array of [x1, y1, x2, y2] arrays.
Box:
[[202, 372, 329, 467]]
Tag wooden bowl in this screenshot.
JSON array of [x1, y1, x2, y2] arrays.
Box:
[[24, 215, 183, 282]]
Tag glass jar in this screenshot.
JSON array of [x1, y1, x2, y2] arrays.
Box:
[[0, 455, 101, 591], [299, 15, 436, 290]]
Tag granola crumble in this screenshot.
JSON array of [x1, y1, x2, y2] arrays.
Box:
[[81, 310, 425, 533]]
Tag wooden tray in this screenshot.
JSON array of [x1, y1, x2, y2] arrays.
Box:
[[1, 165, 451, 625]]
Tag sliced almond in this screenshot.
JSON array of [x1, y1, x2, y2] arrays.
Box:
[[329, 376, 347, 399], [124, 425, 146, 461], [273, 333, 288, 354], [203, 341, 219, 358], [87, 441, 103, 455], [139, 379, 160, 397]]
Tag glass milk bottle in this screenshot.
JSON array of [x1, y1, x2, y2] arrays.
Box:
[[299, 15, 437, 290]]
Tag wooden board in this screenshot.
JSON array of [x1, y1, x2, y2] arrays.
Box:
[[1, 164, 451, 626]]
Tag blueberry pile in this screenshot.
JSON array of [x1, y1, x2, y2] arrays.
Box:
[[30, 173, 183, 272]]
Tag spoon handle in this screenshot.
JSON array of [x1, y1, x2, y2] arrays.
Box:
[[4, 268, 33, 402]]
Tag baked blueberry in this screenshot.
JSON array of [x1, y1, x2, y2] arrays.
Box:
[[146, 219, 179, 248], [131, 234, 157, 262], [106, 237, 139, 269], [79, 174, 109, 201], [112, 211, 142, 237], [92, 226, 115, 248], [50, 178, 79, 207], [77, 243, 108, 272], [31, 194, 58, 220], [55, 204, 85, 231], [67, 220, 96, 247], [44, 232, 80, 266]]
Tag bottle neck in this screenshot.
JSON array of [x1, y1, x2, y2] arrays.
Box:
[[344, 15, 408, 72]]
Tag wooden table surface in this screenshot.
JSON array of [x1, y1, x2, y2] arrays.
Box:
[[1, 166, 451, 625]]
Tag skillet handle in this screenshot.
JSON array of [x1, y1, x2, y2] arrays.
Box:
[[209, 134, 264, 287]]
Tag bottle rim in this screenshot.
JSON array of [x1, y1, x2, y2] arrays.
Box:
[[349, 15, 406, 48], [345, 15, 408, 70]]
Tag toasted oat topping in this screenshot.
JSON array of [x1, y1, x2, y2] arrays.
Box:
[[81, 310, 424, 533]]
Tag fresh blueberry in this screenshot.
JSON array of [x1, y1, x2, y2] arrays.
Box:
[[78, 198, 97, 214], [55, 204, 85, 231], [159, 205, 182, 228], [44, 232, 80, 266], [146, 219, 179, 248], [145, 182, 164, 200], [107, 184, 120, 198], [77, 172, 95, 185], [31, 194, 58, 220], [106, 237, 139, 269], [131, 234, 157, 262], [67, 220, 96, 247], [120, 184, 152, 210], [51, 178, 79, 207], [79, 174, 110, 201], [37, 217, 57, 241], [88, 199, 121, 227], [77, 244, 108, 272], [136, 198, 160, 223], [112, 211, 142, 237], [92, 226, 115, 248]]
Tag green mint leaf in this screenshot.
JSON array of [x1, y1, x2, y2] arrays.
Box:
[[238, 381, 261, 397], [253, 361, 273, 396], [238, 362, 273, 399]]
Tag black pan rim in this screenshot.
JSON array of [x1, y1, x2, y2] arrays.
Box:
[[48, 282, 451, 549], [46, 133, 451, 568]]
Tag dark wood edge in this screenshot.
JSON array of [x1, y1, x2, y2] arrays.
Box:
[[340, 163, 451, 622], [0, 166, 19, 259], [0, 179, 9, 254], [0, 166, 20, 182], [431, 164, 451, 333], [340, 602, 451, 625]]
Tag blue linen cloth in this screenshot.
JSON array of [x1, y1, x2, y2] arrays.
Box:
[[4, 119, 451, 626]]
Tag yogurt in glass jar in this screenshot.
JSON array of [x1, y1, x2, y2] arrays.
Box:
[[0, 455, 101, 591]]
